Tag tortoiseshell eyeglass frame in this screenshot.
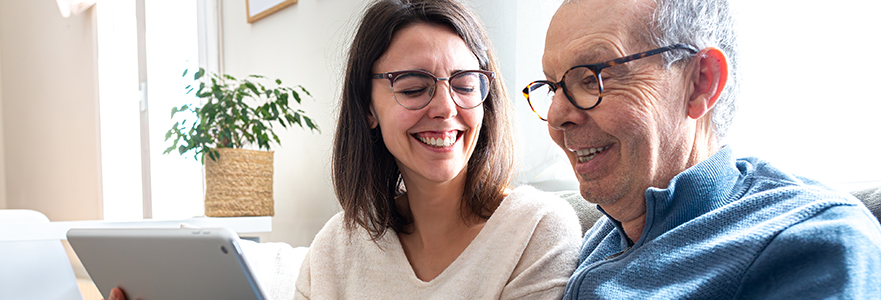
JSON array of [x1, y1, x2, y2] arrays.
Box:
[[522, 43, 699, 121]]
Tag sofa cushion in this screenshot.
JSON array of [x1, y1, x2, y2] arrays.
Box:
[[555, 191, 604, 234], [852, 186, 881, 223], [558, 186, 881, 236]]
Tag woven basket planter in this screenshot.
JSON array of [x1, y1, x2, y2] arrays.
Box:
[[203, 148, 274, 217]]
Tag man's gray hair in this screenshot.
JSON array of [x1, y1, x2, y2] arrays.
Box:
[[644, 0, 740, 140]]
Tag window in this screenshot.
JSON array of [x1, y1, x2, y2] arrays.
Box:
[[144, 0, 204, 220], [96, 0, 142, 221], [97, 1, 215, 221]]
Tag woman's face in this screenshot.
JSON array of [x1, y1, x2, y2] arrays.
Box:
[[369, 22, 484, 188]]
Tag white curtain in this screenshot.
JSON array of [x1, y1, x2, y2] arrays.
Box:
[[56, 0, 97, 18]]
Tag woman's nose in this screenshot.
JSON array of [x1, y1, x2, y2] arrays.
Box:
[[426, 80, 457, 119]]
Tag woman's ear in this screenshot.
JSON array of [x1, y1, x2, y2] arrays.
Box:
[[367, 103, 379, 129], [686, 47, 728, 120]]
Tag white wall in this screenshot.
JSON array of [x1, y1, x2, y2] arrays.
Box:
[[0, 0, 102, 221], [219, 0, 366, 246], [0, 30, 6, 209], [726, 1, 881, 191]]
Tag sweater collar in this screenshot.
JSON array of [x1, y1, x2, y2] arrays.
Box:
[[598, 147, 744, 247], [639, 146, 742, 244]]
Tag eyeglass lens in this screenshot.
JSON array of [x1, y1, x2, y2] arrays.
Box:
[[391, 71, 490, 109], [525, 67, 600, 120]]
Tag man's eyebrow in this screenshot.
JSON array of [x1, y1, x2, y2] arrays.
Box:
[[543, 46, 622, 80], [572, 46, 620, 66], [543, 53, 604, 80]]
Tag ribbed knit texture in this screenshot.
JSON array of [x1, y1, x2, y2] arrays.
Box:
[[296, 186, 582, 300], [564, 147, 881, 299]]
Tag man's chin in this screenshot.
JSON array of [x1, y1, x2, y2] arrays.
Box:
[[578, 180, 617, 206], [577, 181, 600, 204]]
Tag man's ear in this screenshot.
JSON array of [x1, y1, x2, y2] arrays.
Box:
[[686, 47, 728, 120], [367, 103, 379, 129]]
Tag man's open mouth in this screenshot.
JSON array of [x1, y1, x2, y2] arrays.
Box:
[[576, 145, 610, 163]]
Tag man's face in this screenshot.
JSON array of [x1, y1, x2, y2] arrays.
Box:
[[543, 0, 693, 208]]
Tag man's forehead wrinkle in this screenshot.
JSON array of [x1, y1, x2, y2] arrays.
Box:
[[547, 37, 626, 71], [544, 43, 616, 82], [572, 42, 625, 65]]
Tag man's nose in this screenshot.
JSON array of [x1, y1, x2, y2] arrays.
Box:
[[547, 90, 578, 130]]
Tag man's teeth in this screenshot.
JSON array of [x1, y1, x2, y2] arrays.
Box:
[[575, 146, 607, 163], [418, 136, 455, 147]]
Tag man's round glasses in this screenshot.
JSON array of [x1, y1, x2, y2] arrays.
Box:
[[522, 43, 698, 121], [372, 69, 494, 110]]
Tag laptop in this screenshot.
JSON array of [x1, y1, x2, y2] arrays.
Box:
[[67, 227, 268, 300]]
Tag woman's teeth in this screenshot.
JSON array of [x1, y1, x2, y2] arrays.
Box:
[[418, 135, 455, 147], [575, 146, 608, 163]]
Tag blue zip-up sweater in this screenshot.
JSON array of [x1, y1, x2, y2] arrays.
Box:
[[563, 147, 881, 299]]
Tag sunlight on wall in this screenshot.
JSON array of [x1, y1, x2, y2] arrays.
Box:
[[726, 1, 881, 190]]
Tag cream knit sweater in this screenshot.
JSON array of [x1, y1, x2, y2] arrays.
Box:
[[295, 186, 582, 300]]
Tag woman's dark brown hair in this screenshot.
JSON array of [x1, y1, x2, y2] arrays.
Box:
[[332, 0, 514, 240]]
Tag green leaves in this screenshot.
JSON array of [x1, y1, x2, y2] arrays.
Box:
[[164, 68, 320, 163], [194, 68, 205, 80]]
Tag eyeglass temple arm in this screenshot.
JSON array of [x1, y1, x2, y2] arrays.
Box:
[[604, 43, 699, 68]]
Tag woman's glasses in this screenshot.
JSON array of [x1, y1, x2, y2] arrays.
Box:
[[373, 69, 494, 110]]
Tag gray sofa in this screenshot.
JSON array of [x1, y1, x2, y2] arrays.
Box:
[[558, 186, 881, 235]]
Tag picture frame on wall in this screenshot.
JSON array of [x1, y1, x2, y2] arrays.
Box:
[[246, 0, 297, 23]]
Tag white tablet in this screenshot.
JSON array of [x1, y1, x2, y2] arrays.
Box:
[[67, 228, 268, 300]]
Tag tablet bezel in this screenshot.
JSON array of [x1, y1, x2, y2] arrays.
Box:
[[67, 227, 268, 300]]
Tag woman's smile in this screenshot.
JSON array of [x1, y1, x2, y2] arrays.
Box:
[[414, 130, 462, 148]]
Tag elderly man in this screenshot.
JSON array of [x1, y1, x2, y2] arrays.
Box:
[[522, 0, 881, 298]]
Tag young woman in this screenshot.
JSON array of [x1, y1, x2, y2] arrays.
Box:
[[295, 0, 582, 299]]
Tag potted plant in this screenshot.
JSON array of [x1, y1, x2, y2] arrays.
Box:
[[164, 68, 320, 217]]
